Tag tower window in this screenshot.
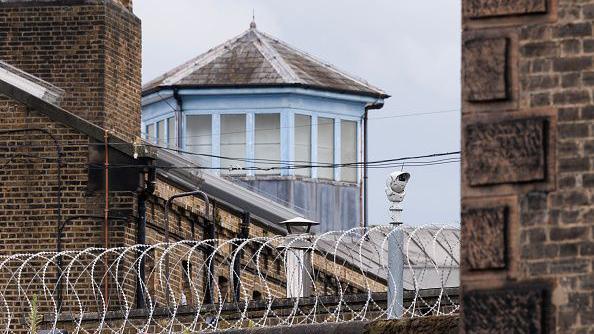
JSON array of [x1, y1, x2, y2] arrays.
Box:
[[167, 117, 176, 148], [221, 114, 246, 174], [255, 113, 280, 175], [294, 114, 311, 177], [146, 123, 156, 143], [341, 120, 357, 183], [317, 117, 334, 180], [156, 120, 166, 147], [186, 115, 212, 167]]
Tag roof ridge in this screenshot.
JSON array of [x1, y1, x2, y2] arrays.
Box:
[[143, 29, 251, 89], [251, 30, 301, 83], [256, 30, 386, 96]]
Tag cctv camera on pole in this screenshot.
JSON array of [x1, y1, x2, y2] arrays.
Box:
[[385, 171, 410, 319]]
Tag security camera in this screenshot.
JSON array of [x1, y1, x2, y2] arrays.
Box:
[[385, 171, 411, 224], [385, 171, 411, 204]]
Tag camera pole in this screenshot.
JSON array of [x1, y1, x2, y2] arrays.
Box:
[[385, 171, 410, 319]]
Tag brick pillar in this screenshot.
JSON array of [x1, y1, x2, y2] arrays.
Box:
[[461, 1, 594, 333], [0, 0, 141, 141]]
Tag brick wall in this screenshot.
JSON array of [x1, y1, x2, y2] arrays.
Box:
[[141, 178, 383, 307], [0, 1, 139, 331], [0, 0, 141, 141], [461, 0, 594, 332]]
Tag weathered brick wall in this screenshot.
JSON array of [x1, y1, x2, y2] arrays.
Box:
[[0, 1, 139, 331], [143, 178, 384, 306], [47, 292, 455, 333], [0, 99, 138, 332], [0, 0, 141, 141], [104, 0, 142, 140], [461, 0, 594, 332]]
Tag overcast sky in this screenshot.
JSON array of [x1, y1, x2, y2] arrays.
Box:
[[135, 1, 461, 227]]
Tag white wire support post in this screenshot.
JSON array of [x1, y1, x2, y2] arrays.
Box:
[[284, 246, 313, 298], [277, 217, 319, 298], [385, 171, 410, 319]]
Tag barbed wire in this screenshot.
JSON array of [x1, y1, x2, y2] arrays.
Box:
[[0, 225, 459, 333]]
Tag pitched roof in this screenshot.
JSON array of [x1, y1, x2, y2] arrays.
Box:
[[143, 23, 388, 99]]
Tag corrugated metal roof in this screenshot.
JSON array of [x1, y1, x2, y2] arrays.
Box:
[[315, 226, 460, 290], [155, 147, 303, 235], [143, 24, 388, 98]]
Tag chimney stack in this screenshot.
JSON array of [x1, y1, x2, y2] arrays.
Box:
[[0, 0, 142, 141]]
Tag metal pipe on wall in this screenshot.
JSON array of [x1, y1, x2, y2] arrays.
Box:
[[164, 189, 210, 304], [103, 129, 110, 305], [173, 88, 183, 149], [135, 194, 147, 309], [136, 166, 155, 309], [233, 212, 251, 301], [363, 99, 384, 229], [363, 107, 369, 229]]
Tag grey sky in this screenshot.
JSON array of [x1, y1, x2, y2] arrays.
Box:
[[135, 0, 461, 227]]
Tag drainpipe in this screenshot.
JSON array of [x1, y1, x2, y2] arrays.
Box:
[[233, 212, 251, 301], [173, 88, 183, 149], [362, 99, 384, 229], [103, 130, 110, 304], [204, 201, 217, 304], [136, 165, 156, 309], [363, 108, 369, 230], [164, 190, 210, 304]]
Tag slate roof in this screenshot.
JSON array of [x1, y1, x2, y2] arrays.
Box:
[[143, 23, 388, 98]]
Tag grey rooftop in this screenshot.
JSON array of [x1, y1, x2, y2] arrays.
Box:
[[143, 23, 388, 99]]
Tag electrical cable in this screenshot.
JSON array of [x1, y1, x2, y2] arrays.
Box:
[[11, 141, 460, 168], [86, 156, 461, 172]]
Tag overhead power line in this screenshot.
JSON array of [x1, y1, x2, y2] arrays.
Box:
[[87, 152, 461, 172], [143, 144, 461, 167], [4, 139, 460, 168]]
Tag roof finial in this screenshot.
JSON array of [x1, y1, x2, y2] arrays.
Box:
[[250, 9, 256, 29]]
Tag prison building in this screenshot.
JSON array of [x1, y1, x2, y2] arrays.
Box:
[[0, 1, 392, 330], [141, 21, 389, 232]]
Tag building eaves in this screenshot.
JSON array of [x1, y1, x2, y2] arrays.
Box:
[[142, 82, 388, 101]]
